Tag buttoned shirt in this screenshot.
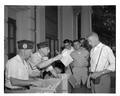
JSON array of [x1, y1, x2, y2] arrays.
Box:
[[28, 52, 43, 68], [5, 55, 29, 89], [90, 42, 115, 72], [28, 51, 53, 71], [71, 47, 89, 67]]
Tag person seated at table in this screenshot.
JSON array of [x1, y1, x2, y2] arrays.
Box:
[[43, 60, 65, 79], [27, 41, 62, 78], [5, 40, 39, 92]]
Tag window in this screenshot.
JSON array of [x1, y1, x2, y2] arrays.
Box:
[[8, 18, 16, 59]]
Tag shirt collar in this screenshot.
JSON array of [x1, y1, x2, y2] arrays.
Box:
[[17, 55, 25, 63], [91, 42, 103, 53], [95, 42, 102, 49]]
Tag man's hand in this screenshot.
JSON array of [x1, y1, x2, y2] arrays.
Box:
[[55, 50, 60, 55], [87, 74, 91, 88], [91, 72, 102, 79]]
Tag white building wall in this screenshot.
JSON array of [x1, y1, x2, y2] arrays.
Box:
[[8, 8, 17, 20], [36, 6, 45, 44], [16, 9, 34, 42], [58, 7, 63, 51]]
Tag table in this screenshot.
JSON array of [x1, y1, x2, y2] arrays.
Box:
[[5, 74, 71, 93], [27, 74, 71, 93]]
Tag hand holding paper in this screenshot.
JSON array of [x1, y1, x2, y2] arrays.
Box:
[[60, 51, 73, 67]]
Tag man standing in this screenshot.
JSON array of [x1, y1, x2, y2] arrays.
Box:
[[87, 32, 115, 93], [61, 39, 74, 73], [5, 40, 39, 92], [71, 40, 89, 87]]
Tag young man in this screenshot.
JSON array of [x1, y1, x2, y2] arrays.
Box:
[[87, 32, 115, 93], [5, 40, 39, 92], [71, 39, 89, 87], [56, 39, 74, 73], [28, 41, 62, 78], [61, 39, 74, 68]]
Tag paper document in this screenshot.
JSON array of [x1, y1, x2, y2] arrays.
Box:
[[60, 51, 73, 67]]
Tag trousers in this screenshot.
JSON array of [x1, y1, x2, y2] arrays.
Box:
[[91, 73, 111, 93]]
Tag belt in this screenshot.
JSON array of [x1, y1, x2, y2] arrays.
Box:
[[90, 71, 110, 75]]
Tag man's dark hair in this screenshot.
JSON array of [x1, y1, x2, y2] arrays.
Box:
[[63, 39, 72, 44], [79, 38, 92, 51], [42, 60, 65, 78], [73, 40, 80, 44], [52, 60, 65, 73]]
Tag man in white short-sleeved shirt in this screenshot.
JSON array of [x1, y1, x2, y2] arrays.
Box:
[[5, 40, 38, 91], [28, 42, 62, 78], [61, 39, 74, 73]]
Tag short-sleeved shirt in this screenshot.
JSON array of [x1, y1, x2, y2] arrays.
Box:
[[5, 55, 29, 89], [71, 47, 89, 67], [28, 52, 43, 69], [28, 51, 53, 71]]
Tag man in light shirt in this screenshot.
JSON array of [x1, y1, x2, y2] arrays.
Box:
[[87, 32, 115, 93], [61, 39, 74, 73], [71, 39, 89, 88], [5, 40, 39, 92], [28, 42, 62, 78]]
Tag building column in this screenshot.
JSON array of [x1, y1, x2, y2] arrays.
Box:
[[4, 7, 8, 64], [58, 6, 63, 51], [62, 7, 74, 41], [36, 6, 45, 44], [81, 6, 92, 38]]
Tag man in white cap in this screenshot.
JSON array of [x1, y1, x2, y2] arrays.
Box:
[[28, 41, 62, 78]]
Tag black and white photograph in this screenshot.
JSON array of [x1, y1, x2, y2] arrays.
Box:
[[1, 0, 119, 95]]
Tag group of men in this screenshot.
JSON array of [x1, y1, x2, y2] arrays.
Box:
[[61, 32, 115, 93], [4, 32, 115, 93]]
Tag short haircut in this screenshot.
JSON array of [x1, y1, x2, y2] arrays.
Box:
[[88, 32, 99, 40], [73, 40, 80, 44], [63, 39, 72, 44]]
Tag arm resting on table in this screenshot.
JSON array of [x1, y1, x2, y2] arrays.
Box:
[[10, 77, 33, 87]]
